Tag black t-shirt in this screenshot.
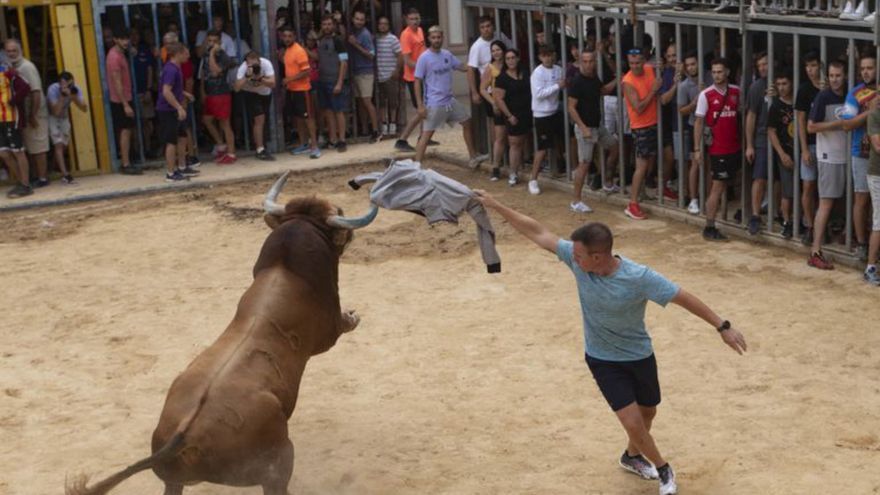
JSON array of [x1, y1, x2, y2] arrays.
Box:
[[569, 73, 602, 128], [795, 81, 820, 146], [768, 98, 794, 158], [495, 69, 531, 120]]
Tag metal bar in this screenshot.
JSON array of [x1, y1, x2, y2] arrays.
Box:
[[176, 2, 198, 160], [17, 7, 29, 59], [615, 16, 624, 195], [123, 6, 147, 166], [792, 33, 801, 238], [527, 12, 538, 159], [675, 22, 685, 208], [697, 25, 705, 213], [561, 11, 571, 180], [231, 0, 251, 151], [655, 21, 663, 206], [846, 37, 854, 250], [767, 32, 775, 234], [596, 14, 606, 190]]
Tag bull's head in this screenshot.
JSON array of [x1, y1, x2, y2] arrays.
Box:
[[263, 171, 378, 253]]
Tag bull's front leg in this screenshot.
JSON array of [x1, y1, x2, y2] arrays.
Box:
[[340, 309, 360, 333]]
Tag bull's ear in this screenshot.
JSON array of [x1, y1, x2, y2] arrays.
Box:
[[264, 214, 282, 230]]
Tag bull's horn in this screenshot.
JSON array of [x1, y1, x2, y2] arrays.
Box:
[[264, 171, 291, 216], [327, 203, 379, 230]]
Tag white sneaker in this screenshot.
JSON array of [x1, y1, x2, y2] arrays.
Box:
[[658, 464, 677, 495], [508, 173, 518, 186], [570, 201, 593, 213], [864, 10, 875, 21], [528, 179, 541, 195], [381, 124, 389, 134], [389, 123, 397, 134], [469, 153, 490, 169], [687, 198, 700, 215], [840, 0, 864, 18]]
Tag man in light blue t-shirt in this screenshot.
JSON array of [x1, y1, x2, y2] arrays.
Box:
[[413, 25, 488, 167], [474, 189, 747, 495]]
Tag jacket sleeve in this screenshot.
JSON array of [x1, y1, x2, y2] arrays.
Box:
[[466, 198, 502, 274]]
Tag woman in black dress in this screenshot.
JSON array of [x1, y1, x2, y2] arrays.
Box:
[[492, 48, 532, 186]]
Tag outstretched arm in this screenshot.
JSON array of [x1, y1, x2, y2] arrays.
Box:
[[473, 190, 559, 253], [670, 288, 747, 355]]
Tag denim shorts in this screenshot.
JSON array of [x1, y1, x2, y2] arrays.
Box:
[[316, 80, 350, 112], [801, 144, 817, 181]]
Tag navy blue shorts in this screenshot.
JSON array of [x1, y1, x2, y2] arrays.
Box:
[[316, 81, 350, 112], [585, 353, 661, 411]]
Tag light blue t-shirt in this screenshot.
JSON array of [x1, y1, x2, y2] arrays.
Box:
[[556, 240, 679, 362], [414, 48, 459, 108]]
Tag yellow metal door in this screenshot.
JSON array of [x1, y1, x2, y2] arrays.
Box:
[[54, 3, 98, 172]]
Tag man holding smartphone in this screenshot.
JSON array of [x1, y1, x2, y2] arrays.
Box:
[[46, 71, 87, 184]]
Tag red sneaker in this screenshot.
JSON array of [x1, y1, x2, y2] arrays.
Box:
[[663, 186, 679, 201], [807, 251, 834, 270], [624, 202, 647, 220], [217, 153, 237, 165]]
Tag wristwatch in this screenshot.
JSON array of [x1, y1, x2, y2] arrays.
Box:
[[716, 320, 731, 333]]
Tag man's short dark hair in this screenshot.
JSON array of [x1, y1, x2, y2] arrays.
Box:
[[59, 71, 74, 82], [774, 69, 793, 81], [859, 51, 877, 62], [571, 223, 614, 254], [206, 30, 222, 39], [478, 15, 494, 26], [279, 24, 296, 34], [112, 27, 132, 40], [829, 60, 846, 73], [803, 50, 821, 65], [684, 49, 698, 62], [711, 57, 729, 70], [534, 23, 544, 34], [321, 13, 336, 23], [538, 44, 555, 56], [405, 7, 420, 16]]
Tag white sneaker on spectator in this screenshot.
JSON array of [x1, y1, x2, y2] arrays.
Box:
[[864, 10, 876, 21], [508, 173, 518, 186], [381, 124, 389, 134], [528, 180, 541, 195], [840, 0, 860, 18], [469, 154, 490, 169], [389, 123, 397, 134], [570, 201, 593, 213], [688, 198, 700, 215]]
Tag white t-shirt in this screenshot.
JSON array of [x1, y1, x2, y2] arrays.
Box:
[[466, 33, 514, 74], [235, 58, 275, 96]]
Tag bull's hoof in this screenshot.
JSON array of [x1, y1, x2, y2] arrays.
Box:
[[341, 309, 360, 333]]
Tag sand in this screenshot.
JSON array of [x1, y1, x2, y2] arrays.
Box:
[[1, 161, 879, 495]]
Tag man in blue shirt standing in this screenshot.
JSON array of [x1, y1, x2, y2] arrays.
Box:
[[473, 189, 747, 495], [348, 10, 380, 143]]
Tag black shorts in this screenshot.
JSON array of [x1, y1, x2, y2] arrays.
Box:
[[156, 110, 188, 146], [506, 112, 532, 136], [111, 101, 135, 130], [633, 126, 658, 158], [585, 353, 661, 412], [483, 99, 505, 126], [285, 90, 311, 119], [534, 113, 563, 150], [661, 123, 673, 148], [0, 122, 23, 151], [245, 92, 272, 117], [406, 80, 418, 109], [710, 152, 742, 181]]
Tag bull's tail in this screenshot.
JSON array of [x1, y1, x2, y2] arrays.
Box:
[[64, 433, 185, 495]]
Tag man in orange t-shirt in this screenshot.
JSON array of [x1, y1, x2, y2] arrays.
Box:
[[394, 8, 427, 152], [280, 25, 319, 158], [622, 47, 662, 220]]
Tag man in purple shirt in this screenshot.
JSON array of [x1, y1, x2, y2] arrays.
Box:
[[156, 42, 198, 182], [413, 26, 487, 166]]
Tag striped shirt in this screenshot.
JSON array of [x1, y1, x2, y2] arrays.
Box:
[[375, 33, 401, 83], [0, 71, 18, 124]]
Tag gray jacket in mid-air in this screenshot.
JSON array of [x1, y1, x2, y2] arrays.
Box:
[[350, 160, 501, 273]]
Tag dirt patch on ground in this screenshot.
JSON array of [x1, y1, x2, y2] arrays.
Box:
[[1, 160, 878, 495]]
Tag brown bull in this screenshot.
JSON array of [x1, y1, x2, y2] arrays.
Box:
[[66, 171, 378, 495]]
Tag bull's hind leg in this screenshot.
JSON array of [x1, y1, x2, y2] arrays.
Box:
[[262, 439, 294, 495], [162, 483, 183, 495]]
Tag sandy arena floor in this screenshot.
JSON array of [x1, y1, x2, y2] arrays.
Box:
[[1, 161, 879, 495]]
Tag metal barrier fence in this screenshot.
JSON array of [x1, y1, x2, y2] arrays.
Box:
[[464, 0, 880, 262]]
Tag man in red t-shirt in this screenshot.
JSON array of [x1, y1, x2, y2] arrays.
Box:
[[394, 8, 427, 152], [693, 58, 742, 241]]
